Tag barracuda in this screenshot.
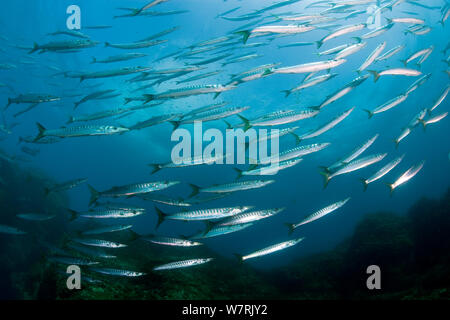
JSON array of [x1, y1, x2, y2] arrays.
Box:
[[192, 223, 254, 239], [281, 73, 337, 97], [237, 109, 319, 131], [386, 161, 425, 194], [360, 155, 405, 191], [143, 84, 236, 101], [189, 180, 275, 197], [262, 143, 330, 164], [90, 267, 146, 277], [235, 238, 305, 261], [316, 23, 366, 48], [153, 258, 213, 271], [234, 158, 303, 177], [285, 198, 351, 233], [34, 123, 129, 141], [364, 94, 409, 118], [296, 107, 354, 142], [155, 206, 253, 227], [217, 208, 285, 226], [141, 235, 202, 247], [71, 238, 127, 248], [320, 154, 387, 188], [87, 181, 180, 205], [357, 41, 386, 73]]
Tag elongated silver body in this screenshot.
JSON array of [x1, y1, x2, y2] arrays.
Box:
[[289, 198, 351, 230], [153, 258, 213, 271], [239, 238, 305, 261]]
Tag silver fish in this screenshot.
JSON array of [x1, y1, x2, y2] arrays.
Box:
[[71, 238, 127, 248], [189, 180, 275, 197], [155, 206, 253, 227], [88, 181, 179, 205], [364, 94, 408, 118], [286, 198, 351, 233], [386, 161, 425, 194], [236, 238, 305, 261], [296, 107, 354, 141], [90, 267, 145, 277], [34, 123, 129, 141], [153, 258, 213, 271], [320, 154, 387, 187], [360, 155, 404, 191], [142, 235, 202, 247]]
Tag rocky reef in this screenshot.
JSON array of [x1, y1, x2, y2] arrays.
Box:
[[2, 157, 449, 300], [268, 189, 450, 300]]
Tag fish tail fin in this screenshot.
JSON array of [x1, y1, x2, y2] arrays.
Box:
[[367, 70, 380, 82], [148, 164, 162, 174], [34, 122, 46, 142], [418, 119, 427, 131], [318, 165, 330, 173], [363, 109, 374, 119], [237, 114, 251, 132], [318, 170, 331, 189], [213, 92, 221, 100], [154, 206, 167, 230], [104, 42, 110, 47], [234, 30, 251, 44], [223, 120, 232, 130], [284, 223, 295, 236], [315, 40, 323, 49], [359, 178, 368, 192], [233, 168, 243, 180], [87, 184, 99, 206], [29, 42, 39, 54], [291, 132, 301, 145], [262, 68, 274, 76], [5, 98, 12, 109], [203, 221, 215, 236], [188, 184, 200, 198], [393, 138, 400, 149], [43, 187, 51, 197], [400, 59, 407, 67], [385, 17, 393, 24], [233, 253, 244, 264], [66, 116, 74, 124], [169, 120, 180, 131], [281, 89, 291, 98], [309, 105, 321, 111], [352, 37, 362, 43], [67, 209, 78, 222], [143, 94, 155, 103], [385, 182, 395, 196], [91, 57, 96, 64]]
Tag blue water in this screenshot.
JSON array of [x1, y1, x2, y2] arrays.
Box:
[[0, 0, 449, 272]]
